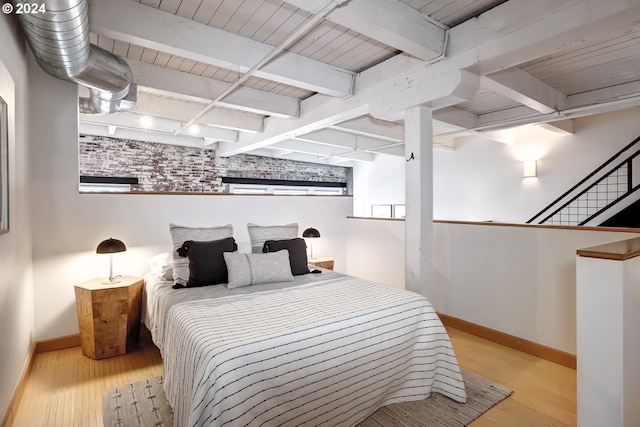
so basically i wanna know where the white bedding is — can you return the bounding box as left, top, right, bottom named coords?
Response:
left=144, top=272, right=467, bottom=427
left=144, top=270, right=346, bottom=353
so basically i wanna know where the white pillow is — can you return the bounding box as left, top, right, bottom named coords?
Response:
left=148, top=252, right=173, bottom=281
left=247, top=223, right=298, bottom=253
left=169, top=223, right=233, bottom=285
left=224, top=251, right=294, bottom=289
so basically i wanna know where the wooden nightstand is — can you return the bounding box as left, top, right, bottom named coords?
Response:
left=308, top=256, right=334, bottom=270
left=74, top=276, right=143, bottom=360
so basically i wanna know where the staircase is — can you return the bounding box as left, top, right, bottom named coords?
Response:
left=600, top=198, right=640, bottom=227
left=527, top=136, right=640, bottom=227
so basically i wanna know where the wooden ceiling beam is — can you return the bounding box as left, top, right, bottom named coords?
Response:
left=134, top=92, right=264, bottom=133
left=250, top=148, right=357, bottom=166
left=88, top=0, right=354, bottom=97
left=459, top=0, right=640, bottom=75
left=282, top=0, right=447, bottom=61
left=568, top=80, right=640, bottom=109
left=79, top=123, right=217, bottom=149
left=329, top=116, right=404, bottom=143
left=432, top=107, right=479, bottom=132
left=127, top=60, right=300, bottom=119
left=273, top=139, right=377, bottom=162
left=294, top=128, right=395, bottom=151
left=481, top=67, right=568, bottom=114
left=219, top=0, right=640, bottom=157
left=218, top=101, right=371, bottom=157
left=79, top=112, right=238, bottom=142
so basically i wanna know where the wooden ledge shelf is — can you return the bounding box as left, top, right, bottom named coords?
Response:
left=576, top=237, right=640, bottom=260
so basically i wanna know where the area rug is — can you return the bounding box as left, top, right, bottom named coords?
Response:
left=103, top=370, right=511, bottom=427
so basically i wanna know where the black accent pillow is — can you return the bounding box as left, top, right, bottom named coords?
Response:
left=177, top=237, right=238, bottom=287
left=263, top=238, right=310, bottom=276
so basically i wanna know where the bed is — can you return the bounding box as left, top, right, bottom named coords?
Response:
left=143, top=223, right=467, bottom=427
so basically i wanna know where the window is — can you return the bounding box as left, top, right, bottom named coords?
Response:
left=393, top=204, right=406, bottom=218
left=223, top=177, right=346, bottom=195
left=79, top=183, right=133, bottom=192
left=229, top=184, right=344, bottom=195
left=79, top=176, right=139, bottom=193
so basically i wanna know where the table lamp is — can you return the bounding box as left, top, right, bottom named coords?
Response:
left=302, top=227, right=320, bottom=259
left=96, top=238, right=126, bottom=283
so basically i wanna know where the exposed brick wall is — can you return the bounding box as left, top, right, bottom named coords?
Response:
left=79, top=135, right=350, bottom=192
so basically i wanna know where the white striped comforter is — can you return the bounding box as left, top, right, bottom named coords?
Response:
left=161, top=276, right=466, bottom=427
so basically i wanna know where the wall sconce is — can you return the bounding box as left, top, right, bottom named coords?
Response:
left=302, top=227, right=320, bottom=259
left=523, top=160, right=537, bottom=178
left=96, top=238, right=126, bottom=283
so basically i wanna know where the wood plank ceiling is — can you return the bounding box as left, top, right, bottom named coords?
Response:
left=76, top=0, right=640, bottom=165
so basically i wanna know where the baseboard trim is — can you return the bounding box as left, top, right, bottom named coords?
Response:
left=438, top=313, right=577, bottom=370
left=1, top=335, right=81, bottom=426
left=33, top=328, right=152, bottom=353
left=34, top=334, right=80, bottom=353
left=1, top=343, right=36, bottom=427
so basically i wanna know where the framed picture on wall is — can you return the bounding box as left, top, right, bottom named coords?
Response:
left=371, top=204, right=392, bottom=218
left=0, top=95, right=8, bottom=234
left=393, top=204, right=406, bottom=218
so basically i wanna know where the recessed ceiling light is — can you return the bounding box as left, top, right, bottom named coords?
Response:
left=140, top=115, right=153, bottom=128
left=189, top=124, right=200, bottom=135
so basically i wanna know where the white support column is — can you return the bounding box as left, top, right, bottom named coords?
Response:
left=576, top=238, right=640, bottom=427
left=404, top=106, right=433, bottom=297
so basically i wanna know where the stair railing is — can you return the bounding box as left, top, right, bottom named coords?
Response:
left=527, top=135, right=640, bottom=226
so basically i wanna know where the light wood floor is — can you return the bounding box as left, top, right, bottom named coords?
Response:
left=8, top=327, right=576, bottom=427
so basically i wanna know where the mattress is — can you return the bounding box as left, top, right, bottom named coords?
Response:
left=144, top=271, right=467, bottom=427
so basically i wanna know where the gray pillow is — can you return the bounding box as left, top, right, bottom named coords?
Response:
left=169, top=223, right=233, bottom=285
left=247, top=223, right=298, bottom=253
left=224, top=251, right=294, bottom=289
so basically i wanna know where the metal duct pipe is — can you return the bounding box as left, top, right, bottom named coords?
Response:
left=79, top=83, right=137, bottom=114
left=14, top=0, right=133, bottom=114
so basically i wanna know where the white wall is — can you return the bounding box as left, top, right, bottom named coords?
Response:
left=32, top=194, right=352, bottom=340
left=0, top=16, right=34, bottom=421
left=355, top=109, right=640, bottom=223
left=345, top=218, right=405, bottom=288
left=352, top=154, right=405, bottom=217
left=346, top=217, right=639, bottom=354
left=27, top=59, right=352, bottom=340
left=433, top=114, right=640, bottom=222
left=432, top=223, right=640, bottom=354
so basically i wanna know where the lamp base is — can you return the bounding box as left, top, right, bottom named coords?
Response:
left=102, top=275, right=122, bottom=285
left=102, top=255, right=122, bottom=284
